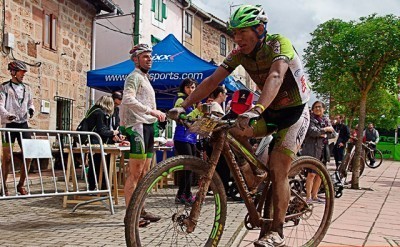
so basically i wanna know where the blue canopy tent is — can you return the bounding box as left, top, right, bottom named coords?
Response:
left=87, top=34, right=246, bottom=109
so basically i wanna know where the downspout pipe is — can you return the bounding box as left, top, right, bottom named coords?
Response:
left=90, top=17, right=97, bottom=108
left=182, top=0, right=191, bottom=43
left=134, top=0, right=140, bottom=44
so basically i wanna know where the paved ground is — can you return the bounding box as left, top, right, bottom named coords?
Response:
left=237, top=160, right=400, bottom=247
left=0, top=169, right=247, bottom=247
left=1, top=160, right=399, bottom=246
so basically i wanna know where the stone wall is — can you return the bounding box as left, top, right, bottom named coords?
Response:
left=0, top=0, right=96, bottom=130
left=201, top=24, right=233, bottom=65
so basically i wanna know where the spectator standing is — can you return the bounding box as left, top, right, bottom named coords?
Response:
left=85, top=96, right=120, bottom=190
left=363, top=123, right=380, bottom=166
left=173, top=78, right=202, bottom=204
left=0, top=61, right=35, bottom=196
left=333, top=115, right=350, bottom=169
left=301, top=101, right=335, bottom=203
left=209, top=86, right=227, bottom=116
left=110, top=91, right=123, bottom=131
left=205, top=86, right=231, bottom=194
left=121, top=44, right=165, bottom=225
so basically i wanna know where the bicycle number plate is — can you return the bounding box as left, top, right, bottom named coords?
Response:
left=189, top=118, right=218, bottom=137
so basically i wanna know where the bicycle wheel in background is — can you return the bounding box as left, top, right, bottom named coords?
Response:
left=125, top=155, right=227, bottom=247
left=365, top=149, right=383, bottom=168
left=284, top=156, right=334, bottom=247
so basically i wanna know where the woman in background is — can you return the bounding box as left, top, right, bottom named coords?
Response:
left=173, top=78, right=202, bottom=204
left=85, top=96, right=120, bottom=190
left=302, top=101, right=335, bottom=203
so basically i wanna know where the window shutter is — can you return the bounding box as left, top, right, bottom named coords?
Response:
left=162, top=1, right=167, bottom=19
left=151, top=0, right=155, bottom=12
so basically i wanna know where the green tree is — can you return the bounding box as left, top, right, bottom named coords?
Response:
left=304, top=14, right=400, bottom=188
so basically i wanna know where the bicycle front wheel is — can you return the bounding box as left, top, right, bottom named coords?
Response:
left=365, top=149, right=383, bottom=168
left=125, top=155, right=227, bottom=247
left=285, top=156, right=334, bottom=246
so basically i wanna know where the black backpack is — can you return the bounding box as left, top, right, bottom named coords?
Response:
left=74, top=108, right=100, bottom=145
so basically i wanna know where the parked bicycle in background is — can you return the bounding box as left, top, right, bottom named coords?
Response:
left=338, top=137, right=383, bottom=183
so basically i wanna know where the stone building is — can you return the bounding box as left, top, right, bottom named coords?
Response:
left=0, top=0, right=121, bottom=130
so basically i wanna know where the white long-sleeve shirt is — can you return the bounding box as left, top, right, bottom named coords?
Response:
left=121, top=68, right=157, bottom=127
left=0, top=80, right=35, bottom=124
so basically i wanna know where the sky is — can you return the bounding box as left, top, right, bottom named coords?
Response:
left=192, top=0, right=400, bottom=58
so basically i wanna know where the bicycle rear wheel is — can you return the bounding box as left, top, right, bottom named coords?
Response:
left=284, top=156, right=334, bottom=246
left=125, top=155, right=227, bottom=247
left=365, top=149, right=383, bottom=168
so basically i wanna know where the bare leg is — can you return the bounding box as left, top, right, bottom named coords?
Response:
left=124, top=158, right=146, bottom=206
left=18, top=158, right=31, bottom=187
left=306, top=173, right=316, bottom=200
left=139, top=158, right=152, bottom=181
left=1, top=147, right=11, bottom=193
left=269, top=151, right=292, bottom=235
left=311, top=175, right=322, bottom=199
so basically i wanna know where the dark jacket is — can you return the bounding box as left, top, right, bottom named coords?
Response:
left=334, top=123, right=350, bottom=145
left=110, top=106, right=120, bottom=130
left=85, top=105, right=115, bottom=144
left=302, top=114, right=335, bottom=159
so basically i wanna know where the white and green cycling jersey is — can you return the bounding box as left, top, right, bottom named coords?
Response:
left=221, top=34, right=310, bottom=111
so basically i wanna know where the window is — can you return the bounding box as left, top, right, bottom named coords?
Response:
left=220, top=35, right=227, bottom=56
left=151, top=0, right=167, bottom=22
left=43, top=11, right=57, bottom=50
left=151, top=35, right=161, bottom=45
left=185, top=12, right=193, bottom=37
left=55, top=96, right=73, bottom=131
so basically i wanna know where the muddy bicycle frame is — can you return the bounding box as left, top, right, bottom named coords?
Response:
left=183, top=117, right=310, bottom=233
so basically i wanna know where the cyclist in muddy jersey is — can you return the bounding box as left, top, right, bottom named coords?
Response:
left=169, top=5, right=310, bottom=246
left=221, top=34, right=309, bottom=111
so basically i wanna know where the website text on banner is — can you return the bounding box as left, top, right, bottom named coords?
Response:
left=104, top=72, right=204, bottom=83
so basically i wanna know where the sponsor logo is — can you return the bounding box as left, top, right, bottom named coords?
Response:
left=152, top=51, right=185, bottom=62
left=300, top=75, right=307, bottom=93
left=294, top=69, right=301, bottom=77
left=268, top=40, right=281, bottom=54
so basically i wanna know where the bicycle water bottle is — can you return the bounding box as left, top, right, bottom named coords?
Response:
left=255, top=135, right=273, bottom=165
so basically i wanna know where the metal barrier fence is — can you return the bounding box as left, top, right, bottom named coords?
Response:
left=0, top=128, right=114, bottom=214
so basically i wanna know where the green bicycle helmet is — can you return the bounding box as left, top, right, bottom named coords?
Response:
left=228, top=4, right=268, bottom=30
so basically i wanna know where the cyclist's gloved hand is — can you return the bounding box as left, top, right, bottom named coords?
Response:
left=29, top=108, right=34, bottom=118
left=237, top=109, right=261, bottom=130
left=168, top=107, right=186, bottom=121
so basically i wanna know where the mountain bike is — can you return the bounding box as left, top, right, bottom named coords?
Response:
left=125, top=113, right=334, bottom=247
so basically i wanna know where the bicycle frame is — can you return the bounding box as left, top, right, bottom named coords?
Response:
left=185, top=121, right=307, bottom=233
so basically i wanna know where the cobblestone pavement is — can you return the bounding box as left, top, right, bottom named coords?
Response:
left=0, top=182, right=247, bottom=247
left=237, top=160, right=400, bottom=247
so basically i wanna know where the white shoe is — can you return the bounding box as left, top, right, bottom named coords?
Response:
left=254, top=231, right=285, bottom=247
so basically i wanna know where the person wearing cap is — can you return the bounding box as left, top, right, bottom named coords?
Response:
left=0, top=60, right=35, bottom=196
left=120, top=44, right=165, bottom=226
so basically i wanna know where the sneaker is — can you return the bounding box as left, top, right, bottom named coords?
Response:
left=175, top=194, right=184, bottom=204
left=140, top=210, right=161, bottom=222
left=254, top=231, right=285, bottom=247
left=313, top=197, right=325, bottom=204
left=306, top=198, right=313, bottom=204
left=175, top=194, right=196, bottom=205
left=183, top=194, right=196, bottom=204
